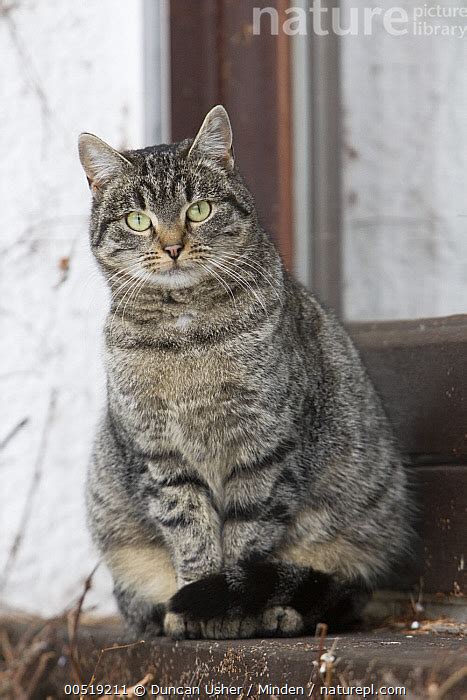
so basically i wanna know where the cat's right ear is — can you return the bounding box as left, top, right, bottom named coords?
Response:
left=188, top=105, right=234, bottom=168
left=78, top=133, right=131, bottom=198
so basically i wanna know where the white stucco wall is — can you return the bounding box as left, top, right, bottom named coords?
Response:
left=0, top=0, right=144, bottom=615
left=341, top=0, right=467, bottom=320
left=2, top=0, right=466, bottom=618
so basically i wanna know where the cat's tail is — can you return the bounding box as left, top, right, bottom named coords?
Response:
left=169, top=556, right=367, bottom=632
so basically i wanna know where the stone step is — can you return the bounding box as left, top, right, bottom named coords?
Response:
left=1, top=616, right=466, bottom=699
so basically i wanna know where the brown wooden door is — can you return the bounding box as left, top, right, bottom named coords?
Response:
left=170, top=0, right=294, bottom=271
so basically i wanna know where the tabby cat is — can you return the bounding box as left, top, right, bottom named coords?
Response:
left=79, top=106, right=411, bottom=639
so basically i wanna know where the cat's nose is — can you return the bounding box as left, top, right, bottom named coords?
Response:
left=164, top=244, right=183, bottom=260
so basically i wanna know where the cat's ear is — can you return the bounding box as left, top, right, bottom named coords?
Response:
left=188, top=105, right=234, bottom=168
left=78, top=133, right=131, bottom=198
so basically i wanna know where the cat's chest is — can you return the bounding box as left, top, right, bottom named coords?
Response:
left=109, top=341, right=238, bottom=396
left=106, top=327, right=282, bottom=470
left=173, top=310, right=197, bottom=330
left=107, top=343, right=248, bottom=441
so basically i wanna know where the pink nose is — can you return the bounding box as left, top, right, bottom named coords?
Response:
left=164, top=244, right=183, bottom=260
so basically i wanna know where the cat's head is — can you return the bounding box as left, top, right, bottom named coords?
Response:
left=78, top=106, right=264, bottom=292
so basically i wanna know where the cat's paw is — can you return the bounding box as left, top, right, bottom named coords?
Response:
left=163, top=611, right=201, bottom=640
left=201, top=615, right=259, bottom=639
left=169, top=573, right=230, bottom=619
left=137, top=618, right=164, bottom=639
left=262, top=606, right=304, bottom=636
left=123, top=603, right=165, bottom=640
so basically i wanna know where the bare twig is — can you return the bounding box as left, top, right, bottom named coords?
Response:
left=2, top=7, right=51, bottom=120
left=313, top=623, right=328, bottom=696
left=315, top=622, right=328, bottom=665
left=0, top=629, right=14, bottom=665
left=24, top=651, right=55, bottom=699
left=54, top=255, right=71, bottom=288
left=87, top=640, right=146, bottom=690
left=0, top=418, right=29, bottom=452
left=67, top=564, right=100, bottom=684
left=432, top=666, right=467, bottom=699
left=0, top=389, right=57, bottom=592
left=119, top=673, right=154, bottom=699
left=0, top=1, right=18, bottom=18
left=7, top=622, right=57, bottom=700
left=322, top=637, right=339, bottom=687
left=0, top=571, right=107, bottom=698
left=0, top=214, right=87, bottom=257
left=410, top=578, right=425, bottom=621
left=13, top=617, right=60, bottom=660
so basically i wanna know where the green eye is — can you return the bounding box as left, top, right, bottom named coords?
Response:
left=186, top=200, right=212, bottom=223
left=125, top=211, right=152, bottom=232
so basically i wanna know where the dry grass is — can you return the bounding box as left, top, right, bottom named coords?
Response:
left=0, top=614, right=60, bottom=699
left=0, top=569, right=153, bottom=700
left=0, top=576, right=466, bottom=700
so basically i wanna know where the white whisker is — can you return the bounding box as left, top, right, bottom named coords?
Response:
left=196, top=260, right=237, bottom=311
left=81, top=260, right=144, bottom=344
left=217, top=252, right=281, bottom=302
left=108, top=261, right=148, bottom=338
left=208, top=258, right=268, bottom=315
left=219, top=253, right=281, bottom=299
left=121, top=273, right=150, bottom=326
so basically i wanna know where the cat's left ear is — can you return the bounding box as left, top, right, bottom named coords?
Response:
left=188, top=105, right=234, bottom=168
left=78, top=133, right=131, bottom=198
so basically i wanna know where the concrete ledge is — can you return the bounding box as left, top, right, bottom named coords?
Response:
left=1, top=616, right=466, bottom=699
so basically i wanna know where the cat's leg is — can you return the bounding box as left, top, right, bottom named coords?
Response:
left=221, top=444, right=300, bottom=565
left=277, top=531, right=376, bottom=630
left=113, top=585, right=165, bottom=638
left=171, top=470, right=369, bottom=638
left=88, top=436, right=183, bottom=638
left=105, top=542, right=203, bottom=639
left=143, top=457, right=223, bottom=638
left=209, top=448, right=306, bottom=638
left=145, top=457, right=223, bottom=588
left=104, top=542, right=178, bottom=638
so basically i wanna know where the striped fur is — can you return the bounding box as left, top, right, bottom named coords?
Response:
left=80, top=106, right=412, bottom=639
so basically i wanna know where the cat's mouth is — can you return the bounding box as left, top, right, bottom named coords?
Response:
left=140, top=261, right=203, bottom=290
left=162, top=263, right=183, bottom=274
left=158, top=263, right=190, bottom=278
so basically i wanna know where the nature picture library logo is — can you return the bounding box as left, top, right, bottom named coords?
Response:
left=253, top=3, right=467, bottom=38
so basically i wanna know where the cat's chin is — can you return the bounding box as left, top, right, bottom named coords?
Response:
left=140, top=267, right=202, bottom=291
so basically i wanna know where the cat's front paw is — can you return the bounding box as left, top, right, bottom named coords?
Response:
left=137, top=617, right=164, bottom=639
left=262, top=606, right=304, bottom=636
left=164, top=609, right=261, bottom=640
left=163, top=611, right=201, bottom=640
left=170, top=573, right=230, bottom=619
left=200, top=608, right=304, bottom=639
left=201, top=615, right=259, bottom=639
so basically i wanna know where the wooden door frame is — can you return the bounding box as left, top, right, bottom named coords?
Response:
left=310, top=5, right=343, bottom=315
